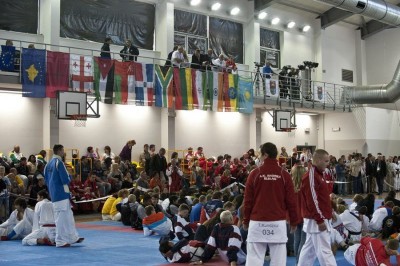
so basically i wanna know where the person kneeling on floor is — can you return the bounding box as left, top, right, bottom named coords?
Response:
left=22, top=189, right=55, bottom=246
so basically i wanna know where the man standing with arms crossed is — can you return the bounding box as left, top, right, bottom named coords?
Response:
left=243, top=142, right=300, bottom=266
left=44, top=144, right=83, bottom=247
left=298, top=149, right=336, bottom=265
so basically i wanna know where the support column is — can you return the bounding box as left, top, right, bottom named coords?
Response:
left=250, top=108, right=262, bottom=150
left=39, top=0, right=60, bottom=49
left=161, top=108, right=175, bottom=151
left=155, top=0, right=174, bottom=61
left=244, top=18, right=260, bottom=67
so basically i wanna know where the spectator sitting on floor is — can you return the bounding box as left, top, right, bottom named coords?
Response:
left=110, top=189, right=129, bottom=221
left=175, top=204, right=196, bottom=241
left=101, top=193, right=117, bottom=220
left=159, top=236, right=204, bottom=263
left=142, top=205, right=174, bottom=238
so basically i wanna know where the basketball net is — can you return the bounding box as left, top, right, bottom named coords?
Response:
left=70, top=114, right=87, bottom=127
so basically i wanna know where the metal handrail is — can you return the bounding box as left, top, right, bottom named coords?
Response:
left=0, top=36, right=353, bottom=110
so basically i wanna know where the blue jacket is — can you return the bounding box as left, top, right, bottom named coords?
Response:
left=44, top=155, right=71, bottom=202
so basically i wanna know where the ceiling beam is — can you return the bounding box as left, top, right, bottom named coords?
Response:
left=319, top=7, right=353, bottom=29
left=254, top=0, right=277, bottom=12
left=360, top=20, right=393, bottom=39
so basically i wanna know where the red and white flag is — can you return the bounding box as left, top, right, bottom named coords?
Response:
left=70, top=54, right=94, bottom=93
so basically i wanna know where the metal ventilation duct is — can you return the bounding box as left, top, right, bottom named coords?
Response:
left=347, top=60, right=400, bottom=104
left=316, top=0, right=400, bottom=26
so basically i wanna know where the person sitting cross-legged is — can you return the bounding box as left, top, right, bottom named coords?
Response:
left=195, top=210, right=246, bottom=265
left=0, top=197, right=34, bottom=241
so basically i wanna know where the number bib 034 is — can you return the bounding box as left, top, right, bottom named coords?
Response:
left=247, top=220, right=287, bottom=243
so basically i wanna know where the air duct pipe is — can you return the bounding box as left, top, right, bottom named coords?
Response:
left=315, top=0, right=400, bottom=26
left=346, top=60, right=400, bottom=104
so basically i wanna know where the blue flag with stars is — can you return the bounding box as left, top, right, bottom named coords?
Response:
left=22, top=48, right=46, bottom=98
left=238, top=76, right=253, bottom=114
left=0, top=45, right=16, bottom=72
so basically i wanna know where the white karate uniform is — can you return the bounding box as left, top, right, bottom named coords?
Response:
left=298, top=218, right=337, bottom=266
left=22, top=199, right=56, bottom=245
left=340, top=210, right=362, bottom=242
left=0, top=208, right=34, bottom=239
left=369, top=207, right=389, bottom=232
left=53, top=199, right=80, bottom=247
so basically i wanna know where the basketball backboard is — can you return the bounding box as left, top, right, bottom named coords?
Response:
left=57, top=91, right=87, bottom=120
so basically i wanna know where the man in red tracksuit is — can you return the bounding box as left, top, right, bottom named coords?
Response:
left=344, top=237, right=400, bottom=265
left=298, top=149, right=336, bottom=266
left=243, top=142, right=300, bottom=266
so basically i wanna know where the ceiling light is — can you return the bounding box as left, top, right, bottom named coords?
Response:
left=190, top=0, right=201, bottom=6
left=271, top=17, right=280, bottom=25
left=211, top=2, right=221, bottom=10
left=258, top=12, right=267, bottom=19
left=287, top=21, right=296, bottom=28
left=303, top=25, right=311, bottom=32
left=230, top=7, right=240, bottom=15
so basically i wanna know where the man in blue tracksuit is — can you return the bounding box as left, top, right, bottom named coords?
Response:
left=44, top=144, right=83, bottom=247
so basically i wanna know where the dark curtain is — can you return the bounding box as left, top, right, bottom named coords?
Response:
left=174, top=9, right=207, bottom=37
left=260, top=28, right=280, bottom=50
left=0, top=0, right=38, bottom=34
left=60, top=0, right=155, bottom=50
left=209, top=17, right=243, bottom=64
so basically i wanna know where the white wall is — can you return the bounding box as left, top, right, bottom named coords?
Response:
left=0, top=93, right=44, bottom=156
left=260, top=112, right=319, bottom=151
left=364, top=28, right=400, bottom=84
left=58, top=104, right=162, bottom=161
left=323, top=111, right=366, bottom=157
left=174, top=110, right=251, bottom=158
left=281, top=31, right=314, bottom=67
left=320, top=24, right=358, bottom=85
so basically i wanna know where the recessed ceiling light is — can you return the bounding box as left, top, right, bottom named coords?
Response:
left=230, top=7, right=240, bottom=15
left=287, top=21, right=296, bottom=28
left=190, top=0, right=201, bottom=6
left=211, top=2, right=221, bottom=11
left=271, top=17, right=280, bottom=25
left=258, top=12, right=267, bottom=19
left=303, top=25, right=311, bottom=32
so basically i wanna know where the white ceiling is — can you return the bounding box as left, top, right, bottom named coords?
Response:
left=264, top=0, right=400, bottom=27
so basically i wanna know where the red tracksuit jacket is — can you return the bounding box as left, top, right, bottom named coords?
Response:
left=355, top=237, right=400, bottom=266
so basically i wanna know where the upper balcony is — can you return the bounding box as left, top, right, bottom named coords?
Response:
left=0, top=37, right=353, bottom=113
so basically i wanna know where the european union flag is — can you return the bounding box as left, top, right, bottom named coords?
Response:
left=238, top=76, right=253, bottom=114
left=0, top=45, right=16, bottom=72
left=21, top=48, right=46, bottom=98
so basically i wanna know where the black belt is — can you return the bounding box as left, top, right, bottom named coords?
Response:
left=348, top=230, right=361, bottom=235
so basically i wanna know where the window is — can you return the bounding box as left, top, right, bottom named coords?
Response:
left=174, top=9, right=207, bottom=54
left=260, top=28, right=281, bottom=68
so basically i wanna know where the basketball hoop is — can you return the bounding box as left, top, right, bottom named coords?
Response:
left=281, top=127, right=297, bottom=132
left=70, top=114, right=87, bottom=127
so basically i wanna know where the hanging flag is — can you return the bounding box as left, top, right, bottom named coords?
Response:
left=0, top=45, right=16, bottom=72
left=238, top=76, right=253, bottom=114
left=173, top=68, right=195, bottom=110
left=205, top=71, right=224, bottom=112
left=313, top=82, right=325, bottom=102
left=21, top=48, right=46, bottom=98
left=114, top=61, right=135, bottom=104
left=93, top=57, right=114, bottom=104
left=154, top=65, right=173, bottom=108
left=192, top=69, right=205, bottom=110
left=46, top=51, right=70, bottom=98
left=135, top=62, right=154, bottom=106
left=265, top=78, right=280, bottom=98
left=70, top=54, right=94, bottom=93
left=223, top=72, right=239, bottom=112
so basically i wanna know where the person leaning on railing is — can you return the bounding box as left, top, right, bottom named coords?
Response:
left=100, top=37, right=112, bottom=59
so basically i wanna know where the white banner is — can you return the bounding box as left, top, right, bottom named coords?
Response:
left=313, top=82, right=325, bottom=102
left=265, top=78, right=280, bottom=98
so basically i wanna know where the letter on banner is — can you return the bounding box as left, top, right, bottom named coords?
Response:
left=265, top=78, right=280, bottom=98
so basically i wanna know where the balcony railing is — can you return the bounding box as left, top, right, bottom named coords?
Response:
left=0, top=37, right=353, bottom=111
